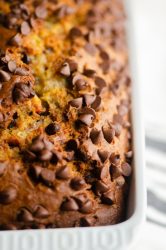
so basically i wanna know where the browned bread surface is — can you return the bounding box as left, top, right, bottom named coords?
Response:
left=0, top=0, right=132, bottom=230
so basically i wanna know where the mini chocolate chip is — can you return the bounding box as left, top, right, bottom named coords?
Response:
left=102, top=126, right=115, bottom=143
left=101, top=190, right=114, bottom=205
left=34, top=205, right=49, bottom=218
left=45, top=122, right=60, bottom=135
left=95, top=76, right=106, bottom=95
left=99, top=165, right=109, bottom=180
left=75, top=79, right=87, bottom=91
left=30, top=137, right=45, bottom=152
left=39, top=149, right=53, bottom=161
left=0, top=187, right=17, bottom=204
left=79, top=199, right=93, bottom=214
left=66, top=139, right=79, bottom=151
left=0, top=162, right=7, bottom=176
left=83, top=68, right=96, bottom=77
left=56, top=166, right=71, bottom=180
left=61, top=198, right=79, bottom=211
left=90, top=129, right=102, bottom=145
left=99, top=50, right=110, bottom=61
left=97, top=150, right=109, bottom=163
left=66, top=59, right=78, bottom=72
left=60, top=62, right=70, bottom=76
left=84, top=43, right=97, bottom=55
left=79, top=107, right=96, bottom=118
left=70, top=177, right=86, bottom=190
left=125, top=151, right=133, bottom=159
left=8, top=60, right=16, bottom=73
left=69, top=97, right=83, bottom=108
left=69, top=27, right=82, bottom=39
left=80, top=217, right=95, bottom=227
left=24, top=150, right=36, bottom=161
left=91, top=96, right=101, bottom=110
left=78, top=114, right=94, bottom=126
left=0, top=70, right=11, bottom=82
left=40, top=169, right=55, bottom=186
left=8, top=33, right=22, bottom=46
left=83, top=94, right=96, bottom=106
left=116, top=176, right=125, bottom=186
left=20, top=21, right=31, bottom=35
left=118, top=104, right=128, bottom=116
left=121, top=162, right=132, bottom=177
left=17, top=208, right=34, bottom=222
left=14, top=67, right=30, bottom=76
left=35, top=5, right=47, bottom=19
left=29, top=165, right=42, bottom=180
left=110, top=153, right=120, bottom=166
left=94, top=180, right=109, bottom=196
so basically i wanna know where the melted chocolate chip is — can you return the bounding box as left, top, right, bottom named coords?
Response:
left=0, top=187, right=17, bottom=204
left=45, top=123, right=60, bottom=135
left=69, top=27, right=82, bottom=39
left=56, top=166, right=71, bottom=180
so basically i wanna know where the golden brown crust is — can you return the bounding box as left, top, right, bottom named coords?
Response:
left=0, top=0, right=132, bottom=229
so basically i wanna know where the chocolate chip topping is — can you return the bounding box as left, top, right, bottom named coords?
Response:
left=95, top=76, right=107, bottom=94
left=56, top=166, right=71, bottom=180
left=80, top=217, right=95, bottom=227
left=14, top=67, right=30, bottom=76
left=8, top=60, right=17, bottom=73
left=70, top=177, right=86, bottom=190
left=97, top=150, right=109, bottom=163
left=116, top=176, right=125, bottom=186
left=34, top=205, right=49, bottom=218
left=94, top=180, right=109, bottom=196
left=29, top=164, right=42, bottom=180
left=17, top=208, right=34, bottom=222
left=60, top=62, right=70, bottom=76
left=39, top=149, right=53, bottom=161
left=121, top=162, right=132, bottom=177
left=90, top=129, right=102, bottom=145
left=69, top=27, right=82, bottom=39
left=61, top=197, right=79, bottom=211
left=83, top=94, right=96, bottom=106
left=0, top=70, right=11, bottom=82
left=110, top=153, right=120, bottom=166
left=40, top=168, right=55, bottom=186
left=84, top=43, right=97, bottom=55
left=12, top=83, right=35, bottom=104
left=35, top=5, right=47, bottom=19
left=0, top=187, right=17, bottom=204
left=102, top=126, right=115, bottom=143
left=69, top=97, right=83, bottom=109
left=66, top=139, right=79, bottom=151
left=75, top=79, right=87, bottom=91
left=91, top=96, right=101, bottom=110
left=0, top=162, right=7, bottom=176
left=20, top=21, right=31, bottom=35
left=79, top=199, right=93, bottom=214
left=101, top=190, right=114, bottom=205
left=45, top=122, right=60, bottom=135
left=78, top=114, right=94, bottom=126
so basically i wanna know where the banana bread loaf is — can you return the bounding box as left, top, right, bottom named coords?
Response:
left=0, top=0, right=132, bottom=229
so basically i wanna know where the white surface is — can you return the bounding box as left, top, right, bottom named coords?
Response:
left=130, top=0, right=166, bottom=139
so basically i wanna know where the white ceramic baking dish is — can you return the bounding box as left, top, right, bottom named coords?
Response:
left=0, top=1, right=146, bottom=249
